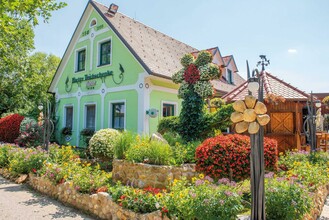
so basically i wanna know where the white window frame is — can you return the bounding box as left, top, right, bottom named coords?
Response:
left=109, top=99, right=126, bottom=130
left=63, top=104, right=74, bottom=130
left=161, top=101, right=178, bottom=118
left=90, top=18, right=97, bottom=28
left=84, top=103, right=97, bottom=130
left=97, top=37, right=112, bottom=67
left=74, top=46, right=87, bottom=73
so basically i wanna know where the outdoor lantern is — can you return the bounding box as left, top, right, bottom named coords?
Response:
left=247, top=77, right=259, bottom=95
left=38, top=103, right=44, bottom=111
left=315, top=100, right=322, bottom=108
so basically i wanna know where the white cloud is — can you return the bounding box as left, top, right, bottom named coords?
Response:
left=288, top=49, right=297, bottom=53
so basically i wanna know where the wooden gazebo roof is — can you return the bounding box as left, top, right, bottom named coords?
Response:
left=222, top=71, right=310, bottom=102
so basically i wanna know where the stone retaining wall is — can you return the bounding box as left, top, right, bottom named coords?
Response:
left=28, top=174, right=166, bottom=220
left=112, top=160, right=197, bottom=188
left=304, top=184, right=329, bottom=220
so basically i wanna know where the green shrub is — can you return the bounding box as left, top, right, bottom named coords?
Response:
left=265, top=178, right=312, bottom=220
left=113, top=131, right=136, bottom=159
left=157, top=116, right=179, bottom=135
left=125, top=136, right=175, bottom=165
left=41, top=160, right=111, bottom=193
left=161, top=177, right=243, bottom=220
left=89, top=128, right=121, bottom=160
left=109, top=183, right=159, bottom=213
left=8, top=147, right=47, bottom=175
left=278, top=150, right=329, bottom=171
left=15, top=122, right=43, bottom=147
left=0, top=145, right=13, bottom=167
left=48, top=144, right=79, bottom=164
left=19, top=117, right=37, bottom=133
left=171, top=141, right=200, bottom=164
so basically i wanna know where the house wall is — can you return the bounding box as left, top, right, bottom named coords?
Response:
left=53, top=6, right=182, bottom=146
left=54, top=8, right=147, bottom=146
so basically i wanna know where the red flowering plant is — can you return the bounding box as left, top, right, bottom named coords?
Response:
left=0, top=114, right=24, bottom=143
left=184, top=64, right=200, bottom=84
left=196, top=134, right=278, bottom=181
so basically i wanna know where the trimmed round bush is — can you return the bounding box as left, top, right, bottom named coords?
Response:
left=89, top=128, right=121, bottom=160
left=196, top=134, right=278, bottom=181
left=0, top=114, right=24, bottom=143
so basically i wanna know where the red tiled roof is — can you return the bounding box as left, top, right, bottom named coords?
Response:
left=222, top=71, right=310, bottom=102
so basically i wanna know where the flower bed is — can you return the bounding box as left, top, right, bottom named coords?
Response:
left=28, top=174, right=166, bottom=220
left=1, top=144, right=329, bottom=220
left=112, top=159, right=197, bottom=188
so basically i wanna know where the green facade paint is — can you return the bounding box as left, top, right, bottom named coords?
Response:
left=52, top=5, right=182, bottom=146
left=149, top=90, right=181, bottom=134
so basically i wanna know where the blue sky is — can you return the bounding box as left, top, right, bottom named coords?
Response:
left=34, top=0, right=329, bottom=93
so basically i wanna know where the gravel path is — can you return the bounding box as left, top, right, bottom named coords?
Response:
left=0, top=176, right=96, bottom=220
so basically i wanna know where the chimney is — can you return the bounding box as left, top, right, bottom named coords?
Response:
left=107, top=3, right=119, bottom=17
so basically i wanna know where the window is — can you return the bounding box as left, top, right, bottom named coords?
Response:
left=163, top=103, right=175, bottom=117
left=90, top=19, right=97, bottom=27
left=85, top=104, right=96, bottom=130
left=64, top=106, right=73, bottom=129
left=112, top=103, right=125, bottom=130
left=227, top=69, right=233, bottom=84
left=99, top=40, right=111, bottom=66
left=77, top=49, right=86, bottom=72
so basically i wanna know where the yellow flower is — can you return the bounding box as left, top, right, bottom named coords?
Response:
left=192, top=177, right=197, bottom=183
left=156, top=193, right=163, bottom=198
left=199, top=173, right=204, bottom=179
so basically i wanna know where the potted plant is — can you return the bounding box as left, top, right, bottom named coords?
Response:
left=61, top=127, right=72, bottom=136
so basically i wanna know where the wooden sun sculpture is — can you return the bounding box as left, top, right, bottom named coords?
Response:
left=230, top=95, right=270, bottom=134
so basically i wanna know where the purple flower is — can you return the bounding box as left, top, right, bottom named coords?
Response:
left=218, top=178, right=230, bottom=185
left=265, top=172, right=274, bottom=179
left=204, top=176, right=214, bottom=183
left=195, top=179, right=204, bottom=186
left=224, top=191, right=233, bottom=196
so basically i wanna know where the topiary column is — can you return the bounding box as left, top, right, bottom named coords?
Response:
left=172, top=51, right=221, bottom=141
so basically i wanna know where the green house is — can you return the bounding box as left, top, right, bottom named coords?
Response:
left=48, top=1, right=244, bottom=147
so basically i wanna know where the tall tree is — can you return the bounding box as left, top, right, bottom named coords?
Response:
left=0, top=0, right=66, bottom=117
left=0, top=52, right=61, bottom=117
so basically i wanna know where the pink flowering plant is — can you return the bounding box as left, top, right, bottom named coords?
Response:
left=160, top=174, right=244, bottom=220
left=265, top=175, right=312, bottom=220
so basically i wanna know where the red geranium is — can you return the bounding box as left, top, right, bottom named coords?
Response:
left=184, top=64, right=200, bottom=84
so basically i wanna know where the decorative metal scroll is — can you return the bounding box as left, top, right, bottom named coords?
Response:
left=65, top=64, right=125, bottom=92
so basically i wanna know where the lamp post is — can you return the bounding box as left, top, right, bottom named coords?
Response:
left=304, top=92, right=321, bottom=151
left=247, top=55, right=270, bottom=220
left=38, top=101, right=54, bottom=151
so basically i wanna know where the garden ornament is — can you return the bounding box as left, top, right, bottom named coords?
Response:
left=231, top=95, right=270, bottom=134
